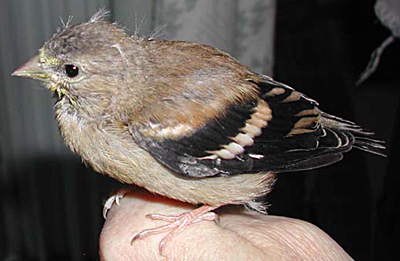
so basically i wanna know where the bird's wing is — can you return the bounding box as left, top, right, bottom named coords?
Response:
left=129, top=78, right=359, bottom=178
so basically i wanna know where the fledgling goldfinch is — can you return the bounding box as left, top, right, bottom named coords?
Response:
left=12, top=10, right=385, bottom=254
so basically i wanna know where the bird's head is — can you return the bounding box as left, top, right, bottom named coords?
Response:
left=12, top=11, right=144, bottom=118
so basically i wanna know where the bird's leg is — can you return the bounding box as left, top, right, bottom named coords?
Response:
left=131, top=205, right=219, bottom=255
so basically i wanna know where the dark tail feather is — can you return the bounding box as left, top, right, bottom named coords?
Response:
left=320, top=112, right=386, bottom=157
left=353, top=137, right=386, bottom=157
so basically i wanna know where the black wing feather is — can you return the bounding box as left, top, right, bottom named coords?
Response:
left=130, top=79, right=383, bottom=178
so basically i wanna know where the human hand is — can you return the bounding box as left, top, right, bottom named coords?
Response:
left=100, top=189, right=353, bottom=261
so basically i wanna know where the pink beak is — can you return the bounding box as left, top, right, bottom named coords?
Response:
left=12, top=55, right=50, bottom=82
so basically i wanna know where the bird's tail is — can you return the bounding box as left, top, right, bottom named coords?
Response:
left=320, top=112, right=386, bottom=157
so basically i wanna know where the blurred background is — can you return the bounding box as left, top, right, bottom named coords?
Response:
left=0, top=0, right=398, bottom=260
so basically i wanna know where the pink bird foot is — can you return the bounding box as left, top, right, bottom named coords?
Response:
left=131, top=205, right=219, bottom=255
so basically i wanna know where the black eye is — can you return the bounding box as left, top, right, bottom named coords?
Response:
left=65, top=64, right=79, bottom=78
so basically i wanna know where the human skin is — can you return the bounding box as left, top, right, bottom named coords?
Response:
left=99, top=189, right=353, bottom=261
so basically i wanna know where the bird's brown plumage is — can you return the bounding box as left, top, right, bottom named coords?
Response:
left=12, top=12, right=385, bottom=212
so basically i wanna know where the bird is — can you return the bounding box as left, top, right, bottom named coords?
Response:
left=12, top=10, right=385, bottom=254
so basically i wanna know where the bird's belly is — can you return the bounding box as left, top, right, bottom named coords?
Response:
left=95, top=133, right=275, bottom=206
left=58, top=114, right=274, bottom=206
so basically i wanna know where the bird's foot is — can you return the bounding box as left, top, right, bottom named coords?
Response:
left=131, top=205, right=219, bottom=255
left=103, top=188, right=131, bottom=219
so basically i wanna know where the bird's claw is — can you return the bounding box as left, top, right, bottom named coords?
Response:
left=103, top=188, right=131, bottom=219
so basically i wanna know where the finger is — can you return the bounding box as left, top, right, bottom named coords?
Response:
left=99, top=188, right=352, bottom=260
left=219, top=211, right=354, bottom=261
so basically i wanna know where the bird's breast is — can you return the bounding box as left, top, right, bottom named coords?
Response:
left=54, top=103, right=275, bottom=207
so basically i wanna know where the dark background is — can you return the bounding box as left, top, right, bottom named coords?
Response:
left=271, top=1, right=399, bottom=260
left=0, top=0, right=398, bottom=260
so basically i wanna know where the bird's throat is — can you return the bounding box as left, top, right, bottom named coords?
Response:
left=50, top=84, right=77, bottom=107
